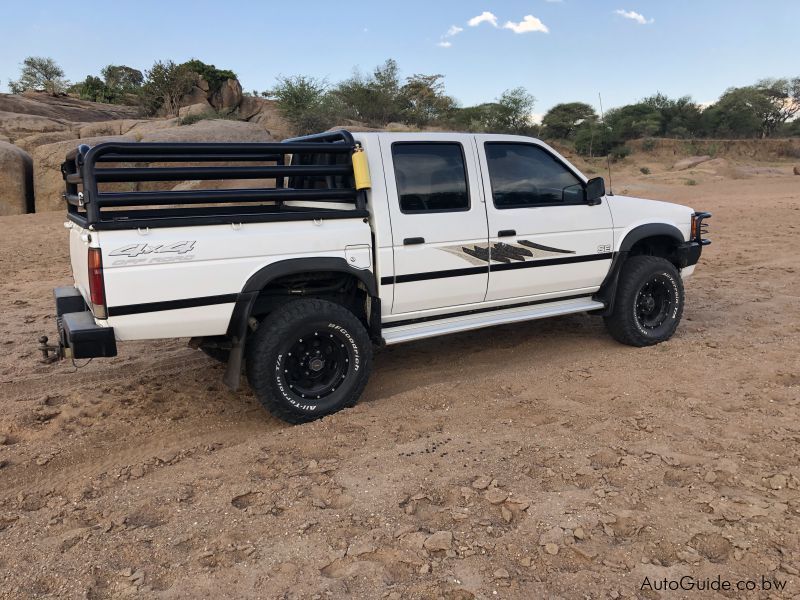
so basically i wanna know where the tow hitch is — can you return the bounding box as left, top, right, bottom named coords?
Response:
left=38, top=335, right=64, bottom=364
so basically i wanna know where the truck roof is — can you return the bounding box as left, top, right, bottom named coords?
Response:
left=352, top=131, right=541, bottom=143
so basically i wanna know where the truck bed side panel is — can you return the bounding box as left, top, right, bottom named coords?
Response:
left=98, top=218, right=371, bottom=340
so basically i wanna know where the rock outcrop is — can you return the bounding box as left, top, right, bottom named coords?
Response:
left=14, top=131, right=77, bottom=153
left=178, top=102, right=214, bottom=119
left=236, top=97, right=293, bottom=139
left=212, top=79, right=243, bottom=113
left=30, top=120, right=274, bottom=211
left=0, top=91, right=138, bottom=123
left=138, top=119, right=272, bottom=143
left=31, top=135, right=136, bottom=212
left=178, top=77, right=243, bottom=115
left=0, top=141, right=34, bottom=215
left=0, top=111, right=72, bottom=143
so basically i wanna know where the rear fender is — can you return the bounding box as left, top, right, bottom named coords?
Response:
left=222, top=257, right=378, bottom=390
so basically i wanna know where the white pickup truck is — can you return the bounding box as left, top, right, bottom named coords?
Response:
left=43, top=130, right=710, bottom=423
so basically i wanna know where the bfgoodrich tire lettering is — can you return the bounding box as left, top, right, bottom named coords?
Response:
left=603, top=256, right=684, bottom=347
left=246, top=298, right=373, bottom=424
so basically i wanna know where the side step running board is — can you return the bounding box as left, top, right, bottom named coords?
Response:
left=382, top=297, right=604, bottom=345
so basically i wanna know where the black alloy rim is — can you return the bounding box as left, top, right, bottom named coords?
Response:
left=635, top=276, right=673, bottom=330
left=283, top=330, right=349, bottom=400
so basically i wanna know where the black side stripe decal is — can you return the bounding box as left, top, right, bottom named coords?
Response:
left=380, top=252, right=613, bottom=286
left=384, top=265, right=488, bottom=285
left=491, top=252, right=612, bottom=272
left=107, top=254, right=613, bottom=314
left=517, top=240, right=576, bottom=254
left=107, top=293, right=238, bottom=317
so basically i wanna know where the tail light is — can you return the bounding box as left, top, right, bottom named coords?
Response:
left=87, top=247, right=108, bottom=319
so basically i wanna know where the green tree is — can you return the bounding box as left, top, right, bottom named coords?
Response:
left=333, top=59, right=404, bottom=126
left=492, top=88, right=537, bottom=134
left=755, top=78, right=800, bottom=136
left=400, top=74, right=455, bottom=127
left=604, top=103, right=662, bottom=141
left=140, top=60, right=196, bottom=116
left=641, top=93, right=702, bottom=138
left=72, top=75, right=109, bottom=102
left=541, top=102, right=597, bottom=139
left=102, top=65, right=143, bottom=96
left=701, top=86, right=772, bottom=138
left=701, top=80, right=799, bottom=138
left=8, top=56, right=69, bottom=95
left=449, top=88, right=537, bottom=135
left=574, top=119, right=614, bottom=157
left=72, top=65, right=144, bottom=104
left=269, top=75, right=336, bottom=134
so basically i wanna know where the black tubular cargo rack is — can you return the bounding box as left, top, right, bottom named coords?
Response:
left=61, top=129, right=367, bottom=230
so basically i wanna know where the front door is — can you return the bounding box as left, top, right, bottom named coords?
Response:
left=475, top=137, right=614, bottom=302
left=380, top=134, right=489, bottom=314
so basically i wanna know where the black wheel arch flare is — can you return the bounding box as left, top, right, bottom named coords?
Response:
left=222, top=257, right=379, bottom=391
left=594, top=223, right=686, bottom=317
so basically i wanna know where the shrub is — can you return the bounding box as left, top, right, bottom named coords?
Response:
left=685, top=178, right=698, bottom=186
left=640, top=166, right=651, bottom=175
left=181, top=59, right=236, bottom=94
left=611, top=145, right=632, bottom=161
left=268, top=75, right=337, bottom=134
left=642, top=138, right=657, bottom=151
left=140, top=60, right=195, bottom=116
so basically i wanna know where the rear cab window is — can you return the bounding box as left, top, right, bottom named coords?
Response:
left=391, top=143, right=470, bottom=213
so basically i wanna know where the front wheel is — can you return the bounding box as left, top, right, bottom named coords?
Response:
left=604, top=256, right=684, bottom=347
left=246, top=298, right=373, bottom=424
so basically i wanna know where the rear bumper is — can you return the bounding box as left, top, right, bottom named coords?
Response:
left=54, top=286, right=117, bottom=359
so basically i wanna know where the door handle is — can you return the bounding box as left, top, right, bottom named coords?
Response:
left=498, top=230, right=516, bottom=238
left=403, top=237, right=425, bottom=245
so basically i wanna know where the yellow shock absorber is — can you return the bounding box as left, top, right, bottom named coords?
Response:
left=352, top=145, right=372, bottom=190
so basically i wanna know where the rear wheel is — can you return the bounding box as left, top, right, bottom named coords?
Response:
left=246, top=298, right=373, bottom=424
left=604, top=256, right=684, bottom=347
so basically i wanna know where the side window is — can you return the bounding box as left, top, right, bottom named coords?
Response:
left=392, top=143, right=470, bottom=213
left=485, top=143, right=584, bottom=208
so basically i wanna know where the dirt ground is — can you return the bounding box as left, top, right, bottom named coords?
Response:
left=0, top=160, right=798, bottom=599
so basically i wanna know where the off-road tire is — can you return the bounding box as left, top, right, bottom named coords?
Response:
left=604, top=256, right=684, bottom=347
left=246, top=298, right=373, bottom=424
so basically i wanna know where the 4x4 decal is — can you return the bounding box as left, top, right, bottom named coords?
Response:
left=109, top=241, right=196, bottom=258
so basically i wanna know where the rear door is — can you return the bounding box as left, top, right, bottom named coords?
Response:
left=379, top=134, right=489, bottom=314
left=476, top=136, right=614, bottom=301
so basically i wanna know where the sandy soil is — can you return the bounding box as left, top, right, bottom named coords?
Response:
left=0, top=163, right=798, bottom=599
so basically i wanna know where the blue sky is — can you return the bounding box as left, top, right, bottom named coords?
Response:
left=1, top=0, right=798, bottom=117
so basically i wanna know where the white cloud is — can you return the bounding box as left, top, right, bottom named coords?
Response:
left=437, top=40, right=453, bottom=48
left=468, top=11, right=498, bottom=27
left=446, top=25, right=464, bottom=37
left=503, top=15, right=549, bottom=34
left=614, top=9, right=654, bottom=24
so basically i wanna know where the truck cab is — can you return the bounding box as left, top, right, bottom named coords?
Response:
left=44, top=130, right=710, bottom=423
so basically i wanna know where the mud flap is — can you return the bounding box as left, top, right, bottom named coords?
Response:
left=223, top=340, right=245, bottom=391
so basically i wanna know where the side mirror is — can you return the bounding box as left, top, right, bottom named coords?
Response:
left=585, top=177, right=605, bottom=205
